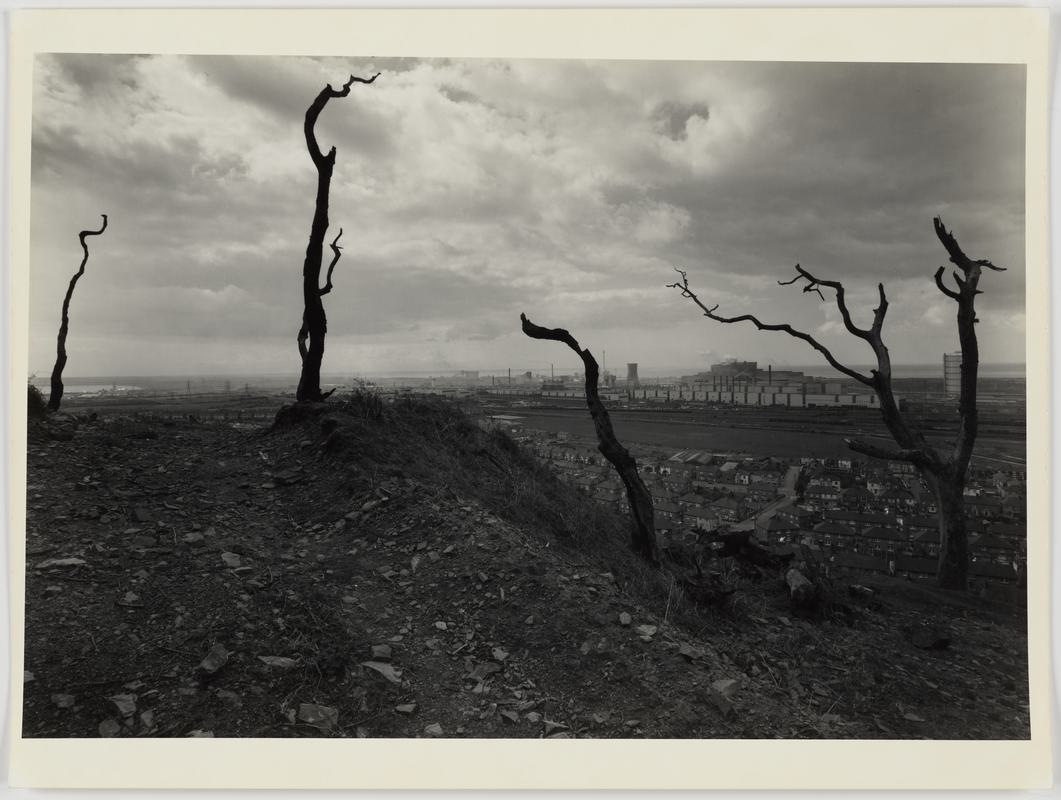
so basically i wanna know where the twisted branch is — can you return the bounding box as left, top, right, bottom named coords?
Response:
left=319, top=228, right=343, bottom=296
left=666, top=268, right=874, bottom=386
left=933, top=266, right=961, bottom=301
left=934, top=216, right=1006, bottom=273
left=48, top=214, right=108, bottom=411
left=520, top=312, right=658, bottom=563
left=305, top=73, right=380, bottom=168
left=297, top=71, right=378, bottom=402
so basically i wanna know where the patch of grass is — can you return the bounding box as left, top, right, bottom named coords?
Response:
left=27, top=384, right=47, bottom=421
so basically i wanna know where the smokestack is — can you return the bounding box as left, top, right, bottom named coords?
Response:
left=768, top=364, right=772, bottom=384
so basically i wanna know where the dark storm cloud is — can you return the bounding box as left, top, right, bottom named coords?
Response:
left=185, top=55, right=397, bottom=158
left=637, top=62, right=1026, bottom=314
left=28, top=54, right=1027, bottom=376
left=439, top=85, right=479, bottom=105
left=49, top=53, right=146, bottom=94
left=654, top=101, right=710, bottom=141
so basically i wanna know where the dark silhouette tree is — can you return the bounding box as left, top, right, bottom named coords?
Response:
left=296, top=72, right=379, bottom=403
left=667, top=217, right=1004, bottom=591
left=48, top=214, right=107, bottom=412
left=298, top=227, right=343, bottom=387
left=520, top=313, right=658, bottom=563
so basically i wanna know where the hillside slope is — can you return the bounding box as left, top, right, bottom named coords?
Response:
left=22, top=397, right=1029, bottom=739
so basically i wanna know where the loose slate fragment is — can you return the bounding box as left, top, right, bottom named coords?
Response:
left=36, top=557, right=87, bottom=570
left=107, top=693, right=137, bottom=717
left=361, top=661, right=403, bottom=684
left=678, top=642, right=703, bottom=661
left=220, top=552, right=242, bottom=568
left=371, top=644, right=393, bottom=661
left=298, top=703, right=338, bottom=732
left=198, top=644, right=230, bottom=675
left=51, top=693, right=75, bottom=709
left=544, top=719, right=568, bottom=736
left=467, top=661, right=503, bottom=682
left=258, top=656, right=298, bottom=669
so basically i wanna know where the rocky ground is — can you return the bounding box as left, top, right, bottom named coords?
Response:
left=21, top=399, right=1030, bottom=739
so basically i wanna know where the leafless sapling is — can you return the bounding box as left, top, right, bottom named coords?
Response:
left=667, top=217, right=1004, bottom=591
left=520, top=313, right=658, bottom=563
left=296, top=72, right=379, bottom=403
left=48, top=214, right=108, bottom=412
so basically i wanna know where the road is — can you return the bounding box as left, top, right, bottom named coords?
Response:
left=731, top=465, right=802, bottom=533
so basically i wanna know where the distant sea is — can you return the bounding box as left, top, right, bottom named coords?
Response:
left=339, top=363, right=1027, bottom=381
left=776, top=362, right=1026, bottom=380
left=31, top=362, right=1024, bottom=391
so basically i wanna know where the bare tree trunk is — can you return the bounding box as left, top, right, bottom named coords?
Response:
left=295, top=73, right=378, bottom=403
left=668, top=217, right=1005, bottom=591
left=521, top=313, right=658, bottom=563
left=929, top=473, right=969, bottom=591
left=48, top=215, right=108, bottom=412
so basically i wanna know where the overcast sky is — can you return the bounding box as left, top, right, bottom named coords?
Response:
left=29, top=55, right=1026, bottom=378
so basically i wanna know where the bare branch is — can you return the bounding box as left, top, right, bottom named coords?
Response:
left=778, top=263, right=891, bottom=344
left=666, top=268, right=874, bottom=386
left=520, top=311, right=657, bottom=562
left=933, top=266, right=961, bottom=301
left=319, top=228, right=343, bottom=296
left=80, top=214, right=108, bottom=247
left=297, top=323, right=309, bottom=363
left=48, top=214, right=108, bottom=411
left=870, top=282, right=888, bottom=332
left=305, top=72, right=380, bottom=168
left=520, top=312, right=583, bottom=357
left=801, top=284, right=826, bottom=301
left=934, top=216, right=1006, bottom=273
left=791, top=263, right=881, bottom=341
left=298, top=72, right=379, bottom=402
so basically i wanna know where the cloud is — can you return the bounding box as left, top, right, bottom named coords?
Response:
left=654, top=100, right=711, bottom=141
left=28, top=54, right=1026, bottom=376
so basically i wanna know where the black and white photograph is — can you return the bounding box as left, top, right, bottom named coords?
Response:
left=6, top=5, right=1051, bottom=791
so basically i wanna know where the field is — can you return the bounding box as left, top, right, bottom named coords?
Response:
left=490, top=404, right=1027, bottom=466
left=58, top=390, right=1027, bottom=467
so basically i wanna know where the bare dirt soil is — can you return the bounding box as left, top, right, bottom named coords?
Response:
left=21, top=398, right=1030, bottom=739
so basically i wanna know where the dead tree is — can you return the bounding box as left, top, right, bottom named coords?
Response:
left=298, top=228, right=344, bottom=400
left=296, top=72, right=379, bottom=403
left=48, top=214, right=108, bottom=412
left=667, top=217, right=1004, bottom=591
left=520, top=313, right=658, bottom=563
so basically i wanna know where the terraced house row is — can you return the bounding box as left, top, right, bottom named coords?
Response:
left=513, top=426, right=1026, bottom=599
